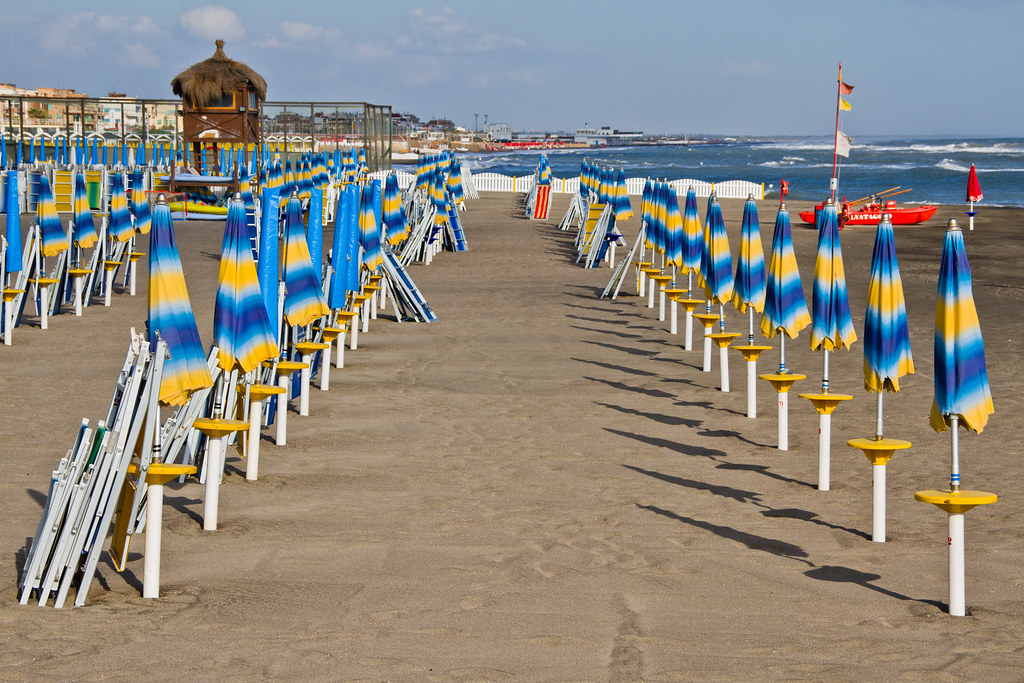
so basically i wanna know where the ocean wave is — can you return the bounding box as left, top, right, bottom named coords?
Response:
left=935, top=158, right=971, bottom=172
left=861, top=142, right=1024, bottom=155
left=760, top=160, right=832, bottom=168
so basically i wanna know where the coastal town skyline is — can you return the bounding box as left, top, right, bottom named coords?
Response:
left=2, top=1, right=1019, bottom=138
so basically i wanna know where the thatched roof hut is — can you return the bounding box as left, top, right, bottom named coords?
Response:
left=171, top=40, right=267, bottom=107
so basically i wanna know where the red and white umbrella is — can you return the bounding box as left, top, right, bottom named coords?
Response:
left=966, top=164, right=982, bottom=231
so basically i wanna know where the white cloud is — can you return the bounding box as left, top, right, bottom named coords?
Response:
left=280, top=20, right=340, bottom=43
left=355, top=41, right=393, bottom=59
left=717, top=59, right=771, bottom=77
left=179, top=5, right=244, bottom=42
left=402, top=6, right=525, bottom=54
left=122, top=43, right=162, bottom=69
left=41, top=12, right=162, bottom=56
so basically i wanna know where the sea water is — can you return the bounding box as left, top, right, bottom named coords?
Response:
left=460, top=137, right=1024, bottom=207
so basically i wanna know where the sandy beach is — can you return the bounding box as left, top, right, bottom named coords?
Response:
left=1, top=191, right=1023, bottom=680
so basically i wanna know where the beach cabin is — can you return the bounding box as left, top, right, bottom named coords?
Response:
left=170, top=39, right=266, bottom=193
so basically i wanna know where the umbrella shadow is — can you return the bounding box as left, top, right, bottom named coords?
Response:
left=608, top=428, right=726, bottom=459
left=624, top=465, right=762, bottom=505
left=564, top=313, right=630, bottom=327
left=598, top=402, right=702, bottom=428
left=574, top=358, right=660, bottom=377
left=804, top=565, right=942, bottom=608
left=715, top=463, right=816, bottom=489
left=697, top=428, right=772, bottom=449
left=25, top=487, right=48, bottom=509
left=570, top=325, right=645, bottom=340
left=760, top=507, right=870, bottom=540
left=673, top=398, right=746, bottom=418
left=586, top=376, right=676, bottom=399
left=199, top=250, right=221, bottom=261
left=581, top=339, right=662, bottom=357
left=636, top=504, right=812, bottom=563
left=164, top=494, right=204, bottom=526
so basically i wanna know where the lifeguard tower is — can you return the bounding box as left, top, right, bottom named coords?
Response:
left=169, top=39, right=266, bottom=193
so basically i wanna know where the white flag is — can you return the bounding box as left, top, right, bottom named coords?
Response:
left=836, top=130, right=852, bottom=158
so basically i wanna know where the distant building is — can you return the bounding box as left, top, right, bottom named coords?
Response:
left=485, top=122, right=512, bottom=142
left=573, top=125, right=643, bottom=146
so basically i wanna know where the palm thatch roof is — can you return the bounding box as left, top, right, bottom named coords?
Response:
left=171, top=40, right=267, bottom=107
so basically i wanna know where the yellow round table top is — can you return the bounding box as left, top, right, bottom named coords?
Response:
left=915, top=489, right=997, bottom=513
left=245, top=384, right=287, bottom=400
left=29, top=277, right=60, bottom=286
left=709, top=332, right=741, bottom=339
left=352, top=294, right=373, bottom=302
left=192, top=417, right=249, bottom=437
left=67, top=269, right=92, bottom=276
left=2, top=289, right=25, bottom=301
left=362, top=284, right=382, bottom=292
left=273, top=360, right=309, bottom=374
left=649, top=274, right=673, bottom=283
left=128, top=462, right=197, bottom=486
left=294, top=341, right=330, bottom=353
left=733, top=344, right=772, bottom=352
left=848, top=437, right=912, bottom=451
left=798, top=392, right=853, bottom=414
left=130, top=251, right=145, bottom=259
left=663, top=288, right=686, bottom=295
left=693, top=313, right=721, bottom=325
left=103, top=260, right=121, bottom=270
left=334, top=310, right=360, bottom=319
left=760, top=372, right=807, bottom=381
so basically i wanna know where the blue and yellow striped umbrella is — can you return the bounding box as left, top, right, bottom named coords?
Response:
left=72, top=173, right=98, bottom=249
left=131, top=169, right=151, bottom=235
left=448, top=161, right=465, bottom=205
left=733, top=196, right=766, bottom=314
left=680, top=186, right=703, bottom=276
left=214, top=197, right=279, bottom=373
left=36, top=175, right=68, bottom=257
left=863, top=214, right=914, bottom=392
left=147, top=197, right=213, bottom=406
left=431, top=171, right=449, bottom=230
left=761, top=203, right=810, bottom=339
left=108, top=172, right=134, bottom=243
left=613, top=169, right=632, bottom=223
left=930, top=221, right=993, bottom=433
left=665, top=185, right=683, bottom=269
left=383, top=173, right=408, bottom=245
left=282, top=193, right=329, bottom=328
left=702, top=195, right=735, bottom=305
left=361, top=182, right=384, bottom=271
left=809, top=200, right=856, bottom=352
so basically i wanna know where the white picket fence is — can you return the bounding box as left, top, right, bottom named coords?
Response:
left=369, top=169, right=764, bottom=200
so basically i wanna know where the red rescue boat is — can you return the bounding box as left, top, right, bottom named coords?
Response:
left=800, top=199, right=937, bottom=227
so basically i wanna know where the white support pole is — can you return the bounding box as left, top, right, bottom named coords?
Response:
left=638, top=269, right=646, bottom=298
left=669, top=299, right=678, bottom=335
left=647, top=280, right=656, bottom=309
left=703, top=330, right=712, bottom=372
left=104, top=269, right=114, bottom=306
left=948, top=512, right=966, bottom=616
left=142, top=481, right=164, bottom=598
left=872, top=463, right=886, bottom=542
left=3, top=299, right=12, bottom=346
left=684, top=309, right=693, bottom=351
left=361, top=300, right=369, bottom=333
left=379, top=279, right=388, bottom=311
left=319, top=349, right=331, bottom=391
left=818, top=413, right=831, bottom=491
left=203, top=437, right=223, bottom=531
left=275, top=375, right=290, bottom=446
left=349, top=315, right=359, bottom=350
left=746, top=360, right=756, bottom=418
left=246, top=399, right=263, bottom=481
left=129, top=258, right=137, bottom=296
left=658, top=288, right=667, bottom=322
left=608, top=242, right=616, bottom=268
left=370, top=289, right=378, bottom=320
left=719, top=346, right=730, bottom=392
left=778, top=391, right=790, bottom=451
left=74, top=275, right=83, bottom=317
left=299, top=355, right=312, bottom=416
left=39, top=284, right=50, bottom=330
left=336, top=329, right=346, bottom=367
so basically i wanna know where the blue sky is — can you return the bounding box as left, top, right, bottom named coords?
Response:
left=2, top=0, right=1018, bottom=137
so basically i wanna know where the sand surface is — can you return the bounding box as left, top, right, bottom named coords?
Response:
left=1, top=192, right=1023, bottom=680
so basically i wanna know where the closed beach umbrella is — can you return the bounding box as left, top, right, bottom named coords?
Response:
left=362, top=182, right=383, bottom=272
left=680, top=186, right=703, bottom=279
left=108, top=172, right=134, bottom=243
left=930, top=221, right=993, bottom=434
left=328, top=184, right=359, bottom=309
left=281, top=193, right=329, bottom=328
left=965, top=164, right=983, bottom=231
left=448, top=161, right=465, bottom=206
left=863, top=214, right=914, bottom=395
left=664, top=185, right=683, bottom=270
left=72, top=173, right=98, bottom=250
left=131, top=169, right=151, bottom=235
left=810, top=200, right=856, bottom=353
left=761, top=203, right=810, bottom=343
left=214, top=197, right=278, bottom=373
left=36, top=175, right=69, bottom=257
left=28, top=138, right=35, bottom=164
left=733, top=195, right=766, bottom=316
left=147, top=196, right=213, bottom=405
left=383, top=173, right=408, bottom=245
left=5, top=173, right=21, bottom=275
left=702, top=195, right=734, bottom=305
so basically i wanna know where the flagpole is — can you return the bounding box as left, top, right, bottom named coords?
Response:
left=830, top=62, right=842, bottom=202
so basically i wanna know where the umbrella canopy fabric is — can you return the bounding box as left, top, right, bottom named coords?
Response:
left=448, top=161, right=465, bottom=205
left=72, top=173, right=98, bottom=249
left=966, top=164, right=983, bottom=203
left=733, top=196, right=766, bottom=313
left=36, top=175, right=69, bottom=257
left=809, top=201, right=857, bottom=352
left=930, top=223, right=994, bottom=433
left=680, top=186, right=703, bottom=276
left=131, top=170, right=151, bottom=235
left=5, top=172, right=21, bottom=274
left=147, top=199, right=213, bottom=406
left=761, top=204, right=810, bottom=338
left=328, top=184, right=359, bottom=309
left=362, top=181, right=383, bottom=271
left=383, top=173, right=408, bottom=245
left=108, top=172, right=134, bottom=243
left=702, top=196, right=735, bottom=304
left=664, top=186, right=683, bottom=269
left=214, top=198, right=279, bottom=373
left=863, top=215, right=914, bottom=392
left=281, top=194, right=329, bottom=328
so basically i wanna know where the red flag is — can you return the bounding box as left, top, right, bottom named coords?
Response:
left=839, top=81, right=854, bottom=95
left=966, top=164, right=983, bottom=202
left=780, top=179, right=789, bottom=197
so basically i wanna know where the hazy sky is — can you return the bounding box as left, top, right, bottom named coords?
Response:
left=2, top=0, right=1017, bottom=137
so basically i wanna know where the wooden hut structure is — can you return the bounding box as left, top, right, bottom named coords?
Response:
left=170, top=40, right=266, bottom=192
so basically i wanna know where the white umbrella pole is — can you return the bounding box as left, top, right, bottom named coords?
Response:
left=718, top=304, right=730, bottom=392
left=647, top=275, right=656, bottom=308
left=203, top=435, right=223, bottom=531
left=246, top=397, right=263, bottom=481
left=969, top=200, right=975, bottom=231
left=275, top=373, right=290, bottom=446
left=658, top=283, right=667, bottom=322
left=684, top=272, right=694, bottom=351
left=142, top=480, right=165, bottom=598
left=703, top=302, right=712, bottom=372
left=950, top=414, right=960, bottom=492
left=818, top=350, right=831, bottom=491
left=949, top=414, right=966, bottom=616
left=872, top=460, right=887, bottom=543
